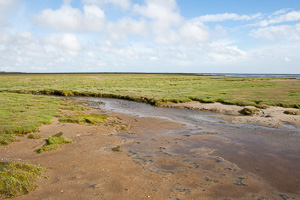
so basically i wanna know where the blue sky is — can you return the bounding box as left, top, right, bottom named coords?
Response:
left=0, top=0, right=300, bottom=73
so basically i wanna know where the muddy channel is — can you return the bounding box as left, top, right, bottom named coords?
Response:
left=77, top=97, right=300, bottom=200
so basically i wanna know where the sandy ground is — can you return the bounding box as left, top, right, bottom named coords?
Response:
left=159, top=102, right=300, bottom=128
left=1, top=107, right=299, bottom=200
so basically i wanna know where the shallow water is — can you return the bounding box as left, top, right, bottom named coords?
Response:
left=75, top=97, right=300, bottom=196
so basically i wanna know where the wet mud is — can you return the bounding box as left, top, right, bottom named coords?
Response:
left=1, top=97, right=299, bottom=199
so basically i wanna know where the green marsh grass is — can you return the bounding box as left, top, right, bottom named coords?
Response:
left=0, top=92, right=89, bottom=145
left=27, top=134, right=42, bottom=139
left=0, top=162, right=45, bottom=198
left=1, top=73, right=299, bottom=108
left=59, top=113, right=108, bottom=124
left=36, top=132, right=72, bottom=153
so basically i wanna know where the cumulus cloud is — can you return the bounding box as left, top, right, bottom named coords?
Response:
left=33, top=0, right=211, bottom=45
left=153, top=20, right=210, bottom=45
left=82, top=0, right=131, bottom=10
left=251, top=23, right=300, bottom=40
left=34, top=5, right=105, bottom=32
left=106, top=18, right=148, bottom=40
left=206, top=43, right=247, bottom=63
left=178, top=20, right=209, bottom=43
left=2, top=1, right=300, bottom=73
left=44, top=33, right=81, bottom=52
left=133, top=0, right=183, bottom=31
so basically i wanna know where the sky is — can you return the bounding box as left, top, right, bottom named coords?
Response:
left=0, top=0, right=300, bottom=73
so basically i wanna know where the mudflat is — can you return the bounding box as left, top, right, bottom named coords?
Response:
left=1, top=105, right=299, bottom=200
left=159, top=101, right=300, bottom=128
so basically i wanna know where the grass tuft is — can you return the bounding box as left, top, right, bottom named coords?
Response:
left=112, top=145, right=121, bottom=152
left=59, top=114, right=108, bottom=125
left=0, top=162, right=45, bottom=198
left=0, top=134, right=18, bottom=145
left=36, top=132, right=72, bottom=153
left=239, top=108, right=260, bottom=115
left=27, top=134, right=42, bottom=139
left=283, top=110, right=300, bottom=115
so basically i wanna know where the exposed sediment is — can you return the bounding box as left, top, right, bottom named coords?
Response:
left=159, top=101, right=300, bottom=128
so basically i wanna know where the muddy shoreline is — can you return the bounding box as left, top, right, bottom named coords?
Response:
left=1, top=100, right=300, bottom=199
left=159, top=101, right=300, bottom=129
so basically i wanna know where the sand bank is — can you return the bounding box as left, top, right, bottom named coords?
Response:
left=159, top=102, right=300, bottom=128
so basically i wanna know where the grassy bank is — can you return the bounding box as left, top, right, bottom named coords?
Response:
left=1, top=73, right=299, bottom=108
left=0, top=92, right=87, bottom=145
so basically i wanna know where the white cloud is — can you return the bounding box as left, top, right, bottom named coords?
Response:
left=206, top=43, right=247, bottom=63
left=271, top=9, right=292, bottom=16
left=195, top=13, right=262, bottom=22
left=0, top=0, right=18, bottom=25
left=133, top=0, right=183, bottom=31
left=178, top=20, right=209, bottom=43
left=255, top=10, right=300, bottom=27
left=82, top=0, right=131, bottom=10
left=44, top=33, right=81, bottom=52
left=0, top=31, right=11, bottom=43
left=251, top=23, right=300, bottom=40
left=34, top=5, right=105, bottom=32
left=284, top=57, right=291, bottom=62
left=152, top=19, right=210, bottom=45
left=106, top=18, right=148, bottom=40
left=2, top=1, right=300, bottom=73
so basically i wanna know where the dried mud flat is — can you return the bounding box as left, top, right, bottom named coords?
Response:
left=1, top=107, right=299, bottom=200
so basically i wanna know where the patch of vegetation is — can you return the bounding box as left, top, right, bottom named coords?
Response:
left=36, top=132, right=72, bottom=153
left=0, top=162, right=45, bottom=198
left=1, top=74, right=300, bottom=108
left=59, top=99, right=90, bottom=111
left=112, top=145, right=121, bottom=152
left=239, top=108, right=260, bottom=116
left=283, top=110, right=300, bottom=115
left=255, top=104, right=269, bottom=109
left=0, top=93, right=89, bottom=145
left=0, top=134, right=18, bottom=145
left=0, top=93, right=58, bottom=135
left=27, top=134, right=42, bottom=139
left=59, top=113, right=108, bottom=125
